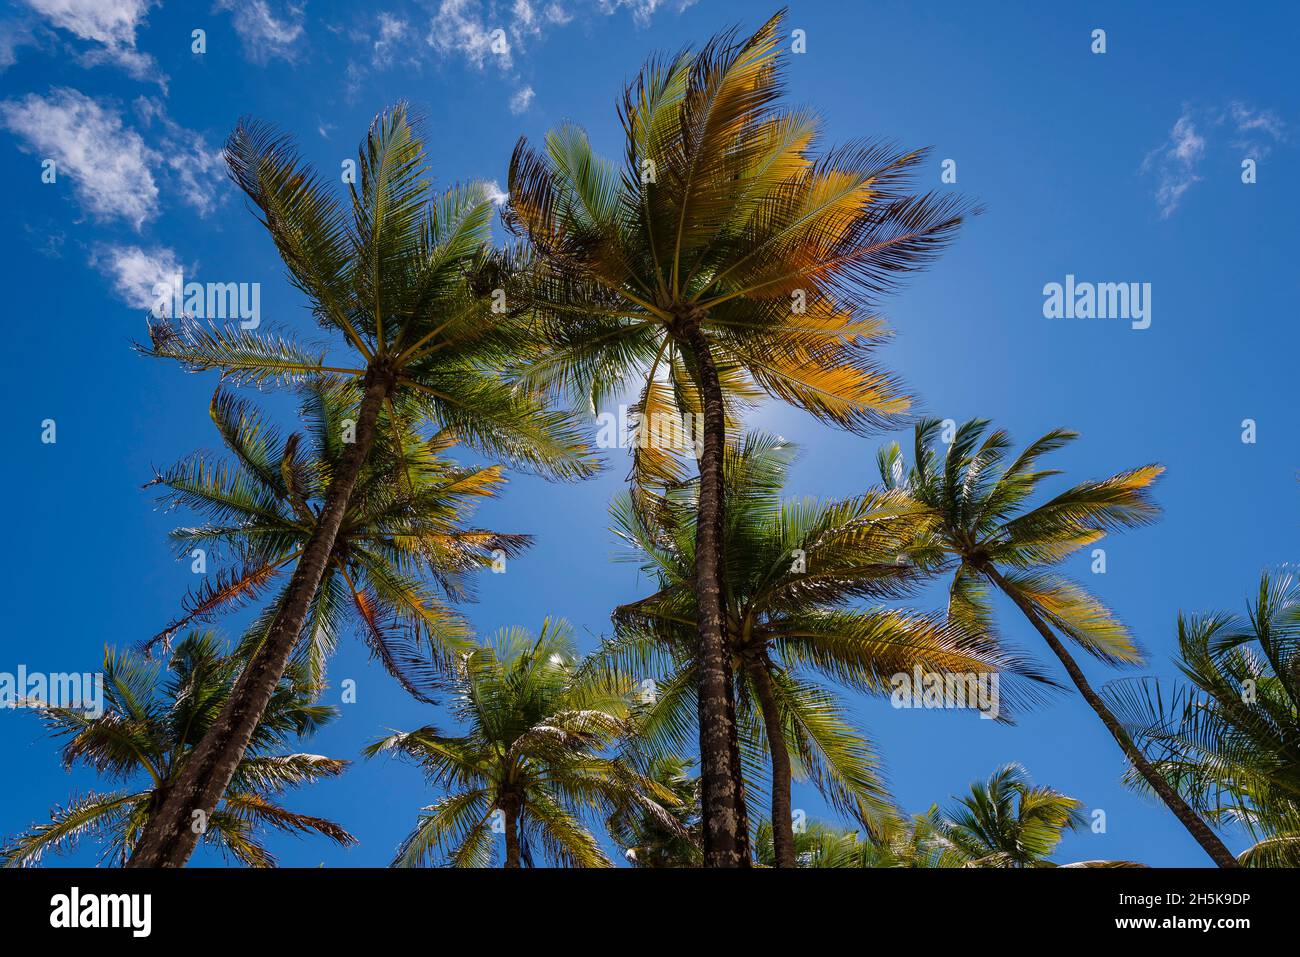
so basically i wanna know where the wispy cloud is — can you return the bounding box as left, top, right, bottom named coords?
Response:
left=20, top=0, right=163, bottom=83
left=427, top=0, right=515, bottom=70
left=214, top=0, right=304, bottom=63
left=133, top=96, right=227, bottom=217
left=1142, top=107, right=1205, bottom=218
left=1143, top=101, right=1289, bottom=217
left=92, top=243, right=184, bottom=309
left=0, top=88, right=227, bottom=229
left=509, top=84, right=535, bottom=115
left=1, top=88, right=160, bottom=229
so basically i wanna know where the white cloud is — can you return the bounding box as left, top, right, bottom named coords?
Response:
left=1142, top=110, right=1205, bottom=218
left=22, top=0, right=162, bottom=81
left=0, top=87, right=159, bottom=229
left=483, top=180, right=508, bottom=206
left=0, top=19, right=39, bottom=71
left=427, top=0, right=513, bottom=70
left=1144, top=102, right=1289, bottom=218
left=134, top=96, right=227, bottom=217
left=373, top=10, right=408, bottom=61
left=1226, top=101, right=1287, bottom=158
left=509, top=84, right=534, bottom=115
left=94, top=243, right=184, bottom=310
left=215, top=0, right=304, bottom=63
left=598, top=0, right=690, bottom=27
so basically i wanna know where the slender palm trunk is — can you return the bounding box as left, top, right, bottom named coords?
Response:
left=984, top=566, right=1239, bottom=868
left=723, top=656, right=752, bottom=862
left=678, top=316, right=746, bottom=867
left=502, top=795, right=522, bottom=868
left=127, top=367, right=395, bottom=867
left=747, top=659, right=795, bottom=868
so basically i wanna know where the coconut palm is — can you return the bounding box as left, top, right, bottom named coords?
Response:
left=506, top=10, right=974, bottom=864
left=875, top=417, right=1237, bottom=867
left=130, top=106, right=596, bottom=867
left=939, top=763, right=1086, bottom=867
left=1, top=632, right=353, bottom=868
left=608, top=433, right=1048, bottom=866
left=365, top=619, right=676, bottom=867
left=145, top=379, right=528, bottom=702
left=937, top=763, right=1144, bottom=868
left=1106, top=572, right=1300, bottom=867
left=607, top=755, right=703, bottom=867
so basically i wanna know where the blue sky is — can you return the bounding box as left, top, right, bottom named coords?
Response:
left=0, top=0, right=1296, bottom=867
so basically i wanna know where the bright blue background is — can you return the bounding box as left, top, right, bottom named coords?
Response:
left=1, top=0, right=1296, bottom=867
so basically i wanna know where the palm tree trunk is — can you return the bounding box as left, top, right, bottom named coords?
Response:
left=678, top=316, right=746, bottom=867
left=126, top=367, right=396, bottom=867
left=983, top=566, right=1239, bottom=868
left=724, top=656, right=752, bottom=862
left=747, top=659, right=796, bottom=868
left=502, top=796, right=522, bottom=868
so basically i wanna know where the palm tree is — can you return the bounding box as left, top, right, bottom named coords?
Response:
left=607, top=755, right=703, bottom=867
left=130, top=106, right=596, bottom=867
left=608, top=433, right=1047, bottom=866
left=938, top=763, right=1145, bottom=868
left=365, top=619, right=676, bottom=867
left=1107, top=571, right=1300, bottom=866
left=2, top=632, right=353, bottom=867
left=506, top=10, right=973, bottom=864
left=876, top=417, right=1238, bottom=867
left=939, top=763, right=1086, bottom=867
left=145, top=380, right=528, bottom=701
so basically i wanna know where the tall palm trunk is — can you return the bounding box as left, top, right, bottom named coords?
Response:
left=723, top=655, right=752, bottom=861
left=126, top=367, right=396, bottom=867
left=678, top=315, right=746, bottom=867
left=983, top=566, right=1239, bottom=868
left=747, top=659, right=795, bottom=868
left=502, top=795, right=522, bottom=868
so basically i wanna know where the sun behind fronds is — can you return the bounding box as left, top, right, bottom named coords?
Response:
left=505, top=9, right=977, bottom=490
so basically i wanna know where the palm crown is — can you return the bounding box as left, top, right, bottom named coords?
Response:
left=875, top=417, right=1239, bottom=867
left=608, top=433, right=1048, bottom=865
left=876, top=417, right=1162, bottom=664
left=507, top=11, right=971, bottom=486
left=1107, top=571, right=1300, bottom=867
left=366, top=619, right=676, bottom=867
left=1, top=632, right=353, bottom=867
left=146, top=380, right=529, bottom=700
left=146, top=105, right=595, bottom=479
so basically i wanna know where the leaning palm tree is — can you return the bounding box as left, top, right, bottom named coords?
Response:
left=145, top=380, right=528, bottom=701
left=1107, top=572, right=1300, bottom=866
left=608, top=433, right=1048, bottom=867
left=876, top=417, right=1238, bottom=867
left=506, top=10, right=974, bottom=864
left=366, top=619, right=676, bottom=867
left=2, top=633, right=353, bottom=867
left=130, top=106, right=596, bottom=867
